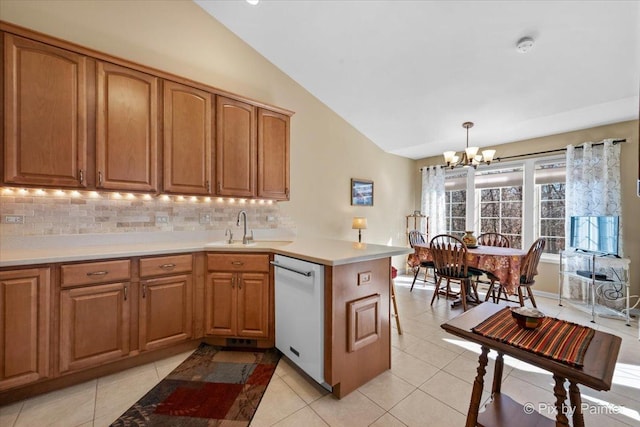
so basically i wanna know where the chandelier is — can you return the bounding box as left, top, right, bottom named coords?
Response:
left=443, top=122, right=496, bottom=169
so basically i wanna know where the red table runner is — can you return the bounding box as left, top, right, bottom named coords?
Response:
left=472, top=308, right=595, bottom=367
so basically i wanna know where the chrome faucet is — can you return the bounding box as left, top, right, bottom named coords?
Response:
left=236, top=210, right=252, bottom=244
left=225, top=228, right=233, bottom=244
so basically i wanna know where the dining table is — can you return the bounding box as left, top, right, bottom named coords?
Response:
left=412, top=243, right=528, bottom=296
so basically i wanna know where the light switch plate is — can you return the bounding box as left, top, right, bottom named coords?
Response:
left=358, top=271, right=372, bottom=286
left=4, top=215, right=24, bottom=224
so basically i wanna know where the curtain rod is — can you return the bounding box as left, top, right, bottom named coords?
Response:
left=419, top=138, right=626, bottom=171
left=493, top=138, right=626, bottom=162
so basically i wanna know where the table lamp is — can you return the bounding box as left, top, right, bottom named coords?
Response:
left=352, top=217, right=367, bottom=243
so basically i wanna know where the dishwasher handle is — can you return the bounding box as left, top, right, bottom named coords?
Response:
left=270, top=260, right=313, bottom=277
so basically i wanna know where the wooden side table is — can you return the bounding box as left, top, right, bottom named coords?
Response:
left=441, top=303, right=621, bottom=427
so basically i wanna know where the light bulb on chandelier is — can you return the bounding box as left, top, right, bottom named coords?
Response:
left=443, top=122, right=496, bottom=169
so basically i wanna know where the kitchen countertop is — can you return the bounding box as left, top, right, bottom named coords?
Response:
left=0, top=231, right=412, bottom=267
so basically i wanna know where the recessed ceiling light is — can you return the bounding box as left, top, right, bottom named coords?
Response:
left=516, top=36, right=535, bottom=53
left=246, top=0, right=260, bottom=5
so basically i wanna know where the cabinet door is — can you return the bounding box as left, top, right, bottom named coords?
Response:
left=215, top=96, right=256, bottom=197
left=139, top=274, right=193, bottom=351
left=96, top=61, right=158, bottom=192
left=237, top=272, right=269, bottom=338
left=258, top=109, right=290, bottom=200
left=0, top=268, right=50, bottom=391
left=163, top=81, right=213, bottom=194
left=59, top=282, right=130, bottom=373
left=3, top=34, right=87, bottom=188
left=205, top=272, right=236, bottom=336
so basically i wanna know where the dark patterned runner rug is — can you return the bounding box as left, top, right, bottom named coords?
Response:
left=110, top=343, right=281, bottom=426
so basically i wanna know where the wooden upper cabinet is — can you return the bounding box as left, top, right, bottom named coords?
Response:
left=163, top=81, right=213, bottom=194
left=3, top=34, right=88, bottom=188
left=2, top=27, right=292, bottom=198
left=258, top=109, right=290, bottom=200
left=215, top=96, right=256, bottom=197
left=96, top=61, right=158, bottom=192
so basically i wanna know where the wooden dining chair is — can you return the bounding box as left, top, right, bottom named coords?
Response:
left=478, top=232, right=511, bottom=302
left=493, top=238, right=546, bottom=308
left=429, top=234, right=478, bottom=311
left=477, top=232, right=511, bottom=248
left=407, top=230, right=436, bottom=291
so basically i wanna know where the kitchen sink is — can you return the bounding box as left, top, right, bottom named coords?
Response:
left=205, top=240, right=258, bottom=247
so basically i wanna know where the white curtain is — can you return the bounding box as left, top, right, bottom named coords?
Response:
left=421, top=166, right=446, bottom=238
left=565, top=139, right=623, bottom=255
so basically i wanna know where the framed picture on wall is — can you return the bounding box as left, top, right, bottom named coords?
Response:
left=351, top=178, right=373, bottom=206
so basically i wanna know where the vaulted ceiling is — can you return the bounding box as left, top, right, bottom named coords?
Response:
left=196, top=0, right=640, bottom=159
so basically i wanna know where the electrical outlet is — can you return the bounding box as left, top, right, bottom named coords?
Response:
left=4, top=215, right=24, bottom=224
left=156, top=215, right=169, bottom=224
left=199, top=213, right=211, bottom=224
left=266, top=215, right=275, bottom=222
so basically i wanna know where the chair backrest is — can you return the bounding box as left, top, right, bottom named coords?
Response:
left=521, top=238, right=546, bottom=284
left=429, top=234, right=468, bottom=279
left=477, top=232, right=511, bottom=248
left=408, top=230, right=426, bottom=247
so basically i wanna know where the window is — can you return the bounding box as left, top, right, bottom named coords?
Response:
left=476, top=167, right=524, bottom=248
left=444, top=171, right=468, bottom=236
left=535, top=161, right=566, bottom=254
left=441, top=158, right=565, bottom=257
left=445, top=189, right=466, bottom=235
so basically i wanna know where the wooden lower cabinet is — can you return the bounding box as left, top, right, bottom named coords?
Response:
left=325, top=258, right=392, bottom=398
left=139, top=274, right=193, bottom=351
left=237, top=273, right=270, bottom=338
left=205, top=253, right=271, bottom=341
left=59, top=281, right=130, bottom=374
left=205, top=272, right=269, bottom=339
left=0, top=268, right=51, bottom=391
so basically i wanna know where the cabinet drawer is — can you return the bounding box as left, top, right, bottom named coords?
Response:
left=61, top=260, right=131, bottom=288
left=140, top=254, right=193, bottom=278
left=208, top=254, right=270, bottom=272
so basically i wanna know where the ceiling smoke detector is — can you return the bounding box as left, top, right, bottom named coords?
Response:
left=516, top=36, right=535, bottom=53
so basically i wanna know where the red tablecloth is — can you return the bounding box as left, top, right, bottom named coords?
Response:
left=412, top=244, right=527, bottom=295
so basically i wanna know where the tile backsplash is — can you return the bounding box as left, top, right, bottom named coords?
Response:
left=0, top=191, right=294, bottom=236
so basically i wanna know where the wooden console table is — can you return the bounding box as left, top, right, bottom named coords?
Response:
left=441, top=302, right=621, bottom=427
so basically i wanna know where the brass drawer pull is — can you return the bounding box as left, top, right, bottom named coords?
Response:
left=231, top=261, right=244, bottom=266
left=86, top=271, right=108, bottom=277
left=160, top=263, right=176, bottom=270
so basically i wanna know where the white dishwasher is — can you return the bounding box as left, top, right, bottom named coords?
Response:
left=271, top=254, right=329, bottom=389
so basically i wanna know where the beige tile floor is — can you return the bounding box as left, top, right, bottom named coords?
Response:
left=1, top=273, right=639, bottom=426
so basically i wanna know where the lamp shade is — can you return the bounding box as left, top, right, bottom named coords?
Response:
left=443, top=151, right=457, bottom=164
left=482, top=149, right=496, bottom=163
left=352, top=217, right=367, bottom=229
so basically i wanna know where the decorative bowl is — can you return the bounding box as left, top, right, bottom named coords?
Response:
left=511, top=307, right=545, bottom=329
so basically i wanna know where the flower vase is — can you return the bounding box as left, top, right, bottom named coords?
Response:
left=462, top=231, right=477, bottom=247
